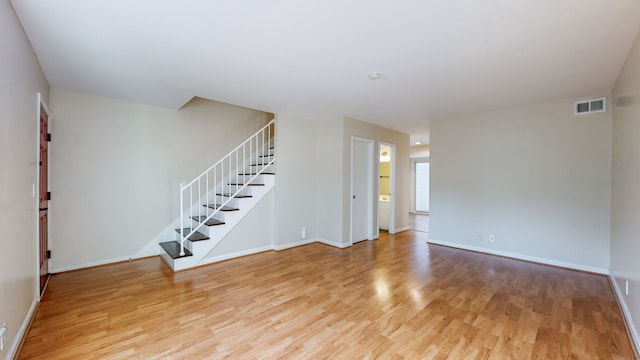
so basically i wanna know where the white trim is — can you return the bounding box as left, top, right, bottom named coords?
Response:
left=315, top=238, right=351, bottom=249
left=391, top=226, right=410, bottom=234
left=50, top=255, right=137, bottom=273
left=35, top=92, right=51, bottom=300
left=427, top=239, right=609, bottom=275
left=350, top=137, right=375, bottom=245
left=52, top=238, right=350, bottom=274
left=609, top=274, right=640, bottom=355
left=199, top=245, right=274, bottom=266
left=6, top=297, right=38, bottom=360
left=272, top=239, right=316, bottom=251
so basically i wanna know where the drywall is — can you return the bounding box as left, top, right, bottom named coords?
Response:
left=315, top=117, right=344, bottom=244
left=430, top=98, right=612, bottom=272
left=204, top=190, right=275, bottom=260
left=410, top=145, right=430, bottom=158
left=611, top=30, right=640, bottom=349
left=48, top=90, right=269, bottom=270
left=343, top=117, right=411, bottom=244
left=0, top=1, right=49, bottom=358
left=273, top=114, right=319, bottom=246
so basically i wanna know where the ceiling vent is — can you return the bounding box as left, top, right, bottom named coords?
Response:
left=574, top=97, right=606, bottom=115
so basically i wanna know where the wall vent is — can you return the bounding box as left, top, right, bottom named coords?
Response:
left=574, top=97, right=606, bottom=115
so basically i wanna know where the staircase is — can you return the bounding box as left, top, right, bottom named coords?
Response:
left=159, top=120, right=275, bottom=271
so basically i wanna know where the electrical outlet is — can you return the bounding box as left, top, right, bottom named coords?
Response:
left=625, top=279, right=629, bottom=296
left=301, top=227, right=307, bottom=240
left=489, top=234, right=496, bottom=243
left=477, top=233, right=483, bottom=241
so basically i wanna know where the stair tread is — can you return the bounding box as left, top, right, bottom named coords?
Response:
left=175, top=228, right=209, bottom=241
left=238, top=172, right=275, bottom=175
left=159, top=241, right=193, bottom=259
left=250, top=163, right=274, bottom=166
left=228, top=183, right=265, bottom=186
left=258, top=154, right=274, bottom=157
left=204, top=204, right=240, bottom=211
left=190, top=216, right=226, bottom=226
left=216, top=193, right=252, bottom=198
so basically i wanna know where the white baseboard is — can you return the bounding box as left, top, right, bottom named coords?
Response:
left=6, top=297, right=38, bottom=360
left=315, top=238, right=350, bottom=249
left=50, top=255, right=144, bottom=273
left=609, top=274, right=640, bottom=356
left=427, top=239, right=609, bottom=275
left=392, top=226, right=410, bottom=234
left=272, top=239, right=316, bottom=251
left=199, top=246, right=274, bottom=266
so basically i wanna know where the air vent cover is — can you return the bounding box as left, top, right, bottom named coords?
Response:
left=575, top=97, right=606, bottom=115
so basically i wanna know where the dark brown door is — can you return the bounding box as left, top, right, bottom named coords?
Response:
left=39, top=104, right=49, bottom=293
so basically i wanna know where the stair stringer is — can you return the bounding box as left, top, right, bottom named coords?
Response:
left=161, top=173, right=275, bottom=271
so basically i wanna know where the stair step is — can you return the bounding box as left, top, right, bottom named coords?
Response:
left=190, top=216, right=226, bottom=226
left=204, top=204, right=240, bottom=211
left=175, top=228, right=210, bottom=241
left=258, top=154, right=274, bottom=158
left=159, top=241, right=193, bottom=259
left=216, top=193, right=252, bottom=198
left=238, top=172, right=275, bottom=176
left=228, top=183, right=265, bottom=186
left=250, top=163, right=274, bottom=166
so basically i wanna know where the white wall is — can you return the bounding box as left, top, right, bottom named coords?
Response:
left=410, top=145, right=430, bottom=158
left=430, top=98, right=612, bottom=272
left=0, top=1, right=49, bottom=358
left=204, top=190, right=275, bottom=260
left=611, top=30, right=640, bottom=348
left=315, top=117, right=344, bottom=244
left=49, top=90, right=269, bottom=270
left=273, top=114, right=319, bottom=247
left=343, top=117, right=411, bottom=243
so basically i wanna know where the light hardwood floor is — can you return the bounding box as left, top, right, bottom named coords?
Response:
left=18, top=231, right=634, bottom=359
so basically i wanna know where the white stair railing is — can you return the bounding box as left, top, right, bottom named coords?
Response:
left=179, top=120, right=275, bottom=256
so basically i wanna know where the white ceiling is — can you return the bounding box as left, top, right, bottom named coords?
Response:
left=11, top=0, right=640, bottom=145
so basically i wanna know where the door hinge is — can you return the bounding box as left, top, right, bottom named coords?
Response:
left=47, top=133, right=52, bottom=142
left=47, top=191, right=51, bottom=201
left=47, top=250, right=51, bottom=259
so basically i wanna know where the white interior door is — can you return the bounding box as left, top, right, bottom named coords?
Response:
left=351, top=137, right=373, bottom=243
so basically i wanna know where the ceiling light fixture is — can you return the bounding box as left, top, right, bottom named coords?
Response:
left=415, top=141, right=421, bottom=145
left=369, top=72, right=381, bottom=80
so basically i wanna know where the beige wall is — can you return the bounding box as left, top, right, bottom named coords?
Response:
left=49, top=90, right=269, bottom=270
left=430, top=97, right=612, bottom=272
left=410, top=145, right=430, bottom=158
left=273, top=115, right=410, bottom=247
left=379, top=162, right=390, bottom=195
left=343, top=117, right=411, bottom=243
left=611, top=31, right=640, bottom=347
left=273, top=114, right=320, bottom=246
left=315, top=117, right=344, bottom=244
left=0, top=1, right=50, bottom=357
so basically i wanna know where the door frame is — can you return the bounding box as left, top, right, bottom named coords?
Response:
left=377, top=142, right=396, bottom=236
left=36, top=92, right=50, bottom=298
left=410, top=157, right=430, bottom=214
left=350, top=136, right=375, bottom=245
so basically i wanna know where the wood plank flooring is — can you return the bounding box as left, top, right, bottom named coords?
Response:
left=18, top=231, right=634, bottom=359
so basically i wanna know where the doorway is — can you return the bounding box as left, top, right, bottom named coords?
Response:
left=37, top=94, right=50, bottom=294
left=350, top=137, right=374, bottom=244
left=378, top=142, right=396, bottom=234
left=411, top=158, right=429, bottom=214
